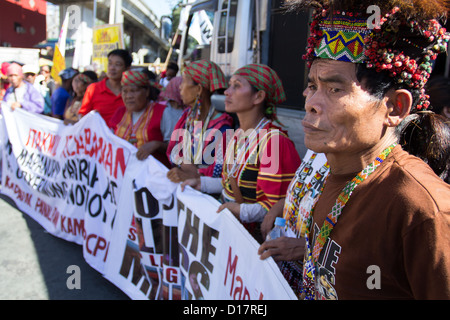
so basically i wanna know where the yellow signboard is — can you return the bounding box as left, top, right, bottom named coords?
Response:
left=92, top=24, right=125, bottom=73
left=51, top=44, right=66, bottom=84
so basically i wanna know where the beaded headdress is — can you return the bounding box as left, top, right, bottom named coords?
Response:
left=287, top=0, right=450, bottom=110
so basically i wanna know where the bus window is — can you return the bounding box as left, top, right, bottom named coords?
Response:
left=184, top=10, right=215, bottom=62
left=217, top=0, right=238, bottom=53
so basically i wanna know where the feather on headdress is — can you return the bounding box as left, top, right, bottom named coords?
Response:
left=285, top=0, right=450, bottom=19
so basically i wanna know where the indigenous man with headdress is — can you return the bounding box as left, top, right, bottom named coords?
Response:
left=258, top=0, right=450, bottom=299
left=109, top=69, right=170, bottom=167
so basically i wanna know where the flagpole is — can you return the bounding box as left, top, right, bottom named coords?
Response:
left=93, top=0, right=97, bottom=26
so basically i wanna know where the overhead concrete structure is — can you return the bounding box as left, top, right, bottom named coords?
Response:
left=46, top=0, right=170, bottom=64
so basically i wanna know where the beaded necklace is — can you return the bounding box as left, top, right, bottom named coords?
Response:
left=183, top=100, right=215, bottom=164
left=301, top=143, right=397, bottom=300
left=120, top=103, right=154, bottom=147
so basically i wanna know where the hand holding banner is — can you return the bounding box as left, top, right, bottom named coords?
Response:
left=177, top=186, right=297, bottom=300
left=0, top=106, right=297, bottom=300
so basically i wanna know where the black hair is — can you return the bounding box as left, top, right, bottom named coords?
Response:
left=141, top=69, right=160, bottom=101
left=40, top=65, right=51, bottom=72
left=167, top=61, right=179, bottom=74
left=249, top=84, right=272, bottom=120
left=398, top=111, right=450, bottom=183
left=81, top=70, right=98, bottom=82
left=425, top=75, right=450, bottom=116
left=142, top=69, right=157, bottom=81
left=107, top=49, right=133, bottom=68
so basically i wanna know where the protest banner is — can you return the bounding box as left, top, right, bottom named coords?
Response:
left=0, top=107, right=298, bottom=300
left=92, top=24, right=124, bottom=73
left=103, top=155, right=181, bottom=300
left=177, top=186, right=297, bottom=300
left=0, top=106, right=135, bottom=274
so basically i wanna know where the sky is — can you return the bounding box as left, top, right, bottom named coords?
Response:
left=143, top=0, right=179, bottom=18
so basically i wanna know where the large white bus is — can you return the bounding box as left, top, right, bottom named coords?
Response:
left=177, top=0, right=311, bottom=157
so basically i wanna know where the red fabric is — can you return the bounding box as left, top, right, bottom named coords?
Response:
left=222, top=122, right=301, bottom=210
left=78, top=78, right=124, bottom=125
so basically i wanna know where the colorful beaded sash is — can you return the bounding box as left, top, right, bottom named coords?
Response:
left=283, top=154, right=330, bottom=238
left=301, top=144, right=397, bottom=300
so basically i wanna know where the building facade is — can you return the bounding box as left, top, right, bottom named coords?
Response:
left=0, top=0, right=47, bottom=48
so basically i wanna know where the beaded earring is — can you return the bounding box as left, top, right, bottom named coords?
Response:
left=194, top=94, right=202, bottom=120
left=196, top=94, right=202, bottom=109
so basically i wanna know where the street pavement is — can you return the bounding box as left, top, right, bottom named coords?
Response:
left=0, top=194, right=129, bottom=300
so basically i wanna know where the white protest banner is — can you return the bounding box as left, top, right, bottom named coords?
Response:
left=0, top=107, right=299, bottom=300
left=0, top=106, right=135, bottom=274
left=104, top=155, right=181, bottom=300
left=177, top=186, right=297, bottom=300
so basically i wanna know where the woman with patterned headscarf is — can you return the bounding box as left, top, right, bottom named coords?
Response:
left=181, top=64, right=301, bottom=242
left=109, top=69, right=170, bottom=167
left=166, top=60, right=234, bottom=182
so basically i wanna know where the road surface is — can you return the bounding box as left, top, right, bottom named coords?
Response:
left=0, top=194, right=129, bottom=300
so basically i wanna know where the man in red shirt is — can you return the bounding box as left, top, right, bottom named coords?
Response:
left=78, top=49, right=132, bottom=125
